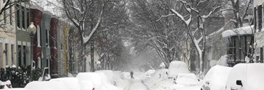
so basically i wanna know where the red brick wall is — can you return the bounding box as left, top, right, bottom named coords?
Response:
left=31, top=9, right=42, bottom=68
left=50, top=18, right=59, bottom=75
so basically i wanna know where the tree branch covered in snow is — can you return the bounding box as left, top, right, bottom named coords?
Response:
left=128, top=0, right=189, bottom=68
left=170, top=0, right=222, bottom=73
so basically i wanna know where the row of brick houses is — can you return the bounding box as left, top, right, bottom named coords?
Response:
left=0, top=0, right=73, bottom=77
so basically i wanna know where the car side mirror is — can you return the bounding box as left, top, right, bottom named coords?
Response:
left=236, top=80, right=243, bottom=87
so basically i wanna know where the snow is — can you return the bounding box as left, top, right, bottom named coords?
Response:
left=159, top=62, right=166, bottom=68
left=171, top=73, right=201, bottom=90
left=175, top=73, right=199, bottom=86
left=222, top=25, right=254, bottom=38
left=77, top=72, right=121, bottom=90
left=202, top=65, right=232, bottom=90
left=49, top=78, right=80, bottom=90
left=168, top=61, right=189, bottom=78
left=22, top=71, right=121, bottom=90
left=144, top=70, right=155, bottom=77
left=170, top=9, right=192, bottom=26
left=0, top=80, right=11, bottom=86
left=226, top=63, right=264, bottom=90
left=210, top=55, right=228, bottom=67
left=25, top=81, right=69, bottom=90
left=143, top=69, right=201, bottom=90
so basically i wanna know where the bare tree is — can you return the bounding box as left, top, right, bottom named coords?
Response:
left=61, top=0, right=106, bottom=72
left=129, top=0, right=188, bottom=68
left=167, top=0, right=222, bottom=74
left=94, top=0, right=131, bottom=70
left=227, top=0, right=253, bottom=28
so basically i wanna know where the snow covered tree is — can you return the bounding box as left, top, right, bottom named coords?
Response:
left=94, top=0, right=131, bottom=69
left=167, top=0, right=222, bottom=73
left=225, top=0, right=253, bottom=28
left=128, top=0, right=189, bottom=68
left=61, top=0, right=105, bottom=71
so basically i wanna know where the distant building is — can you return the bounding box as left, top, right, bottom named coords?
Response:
left=0, top=0, right=17, bottom=68
left=253, top=0, right=264, bottom=63
left=15, top=1, right=31, bottom=68
left=222, top=26, right=254, bottom=66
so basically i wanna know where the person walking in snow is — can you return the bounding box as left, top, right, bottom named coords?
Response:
left=130, top=71, right=134, bottom=79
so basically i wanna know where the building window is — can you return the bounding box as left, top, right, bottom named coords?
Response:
left=258, top=5, right=262, bottom=32
left=16, top=4, right=20, bottom=28
left=23, top=46, right=26, bottom=65
left=37, top=25, right=40, bottom=47
left=9, top=1, right=12, bottom=25
left=46, top=29, right=48, bottom=47
left=11, top=44, right=14, bottom=65
left=27, top=8, right=30, bottom=28
left=5, top=44, right=8, bottom=65
left=18, top=45, right=21, bottom=66
left=3, top=0, right=7, bottom=24
left=22, top=6, right=25, bottom=29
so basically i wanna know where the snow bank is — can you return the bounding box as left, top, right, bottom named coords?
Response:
left=96, top=70, right=115, bottom=84
left=168, top=61, right=189, bottom=78
left=222, top=26, right=253, bottom=38
left=226, top=63, right=264, bottom=90
left=175, top=73, right=199, bottom=86
left=3, top=88, right=27, bottom=90
left=0, top=80, right=11, bottom=86
left=210, top=55, right=228, bottom=67
left=145, top=69, right=155, bottom=77
left=203, top=65, right=232, bottom=90
left=49, top=77, right=80, bottom=90
left=25, top=81, right=69, bottom=90
left=76, top=72, right=121, bottom=90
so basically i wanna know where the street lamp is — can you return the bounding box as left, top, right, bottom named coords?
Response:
left=28, top=22, right=36, bottom=81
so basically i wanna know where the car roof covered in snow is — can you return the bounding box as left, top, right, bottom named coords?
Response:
left=203, top=65, right=232, bottom=90
left=226, top=63, right=264, bottom=90
left=222, top=25, right=254, bottom=38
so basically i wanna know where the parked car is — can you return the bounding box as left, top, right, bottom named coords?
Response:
left=171, top=73, right=201, bottom=90
left=201, top=65, right=232, bottom=90
left=225, top=63, right=264, bottom=90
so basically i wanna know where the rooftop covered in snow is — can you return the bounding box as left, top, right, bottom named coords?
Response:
left=222, top=26, right=254, bottom=38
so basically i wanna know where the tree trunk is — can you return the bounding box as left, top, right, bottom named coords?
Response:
left=91, top=39, right=95, bottom=72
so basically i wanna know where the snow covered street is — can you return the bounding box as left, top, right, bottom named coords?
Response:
left=125, top=79, right=149, bottom=90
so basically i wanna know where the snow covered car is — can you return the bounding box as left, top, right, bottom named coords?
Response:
left=201, top=65, right=232, bottom=90
left=25, top=81, right=71, bottom=90
left=171, top=73, right=201, bottom=90
left=168, top=61, right=189, bottom=78
left=225, top=63, right=264, bottom=90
